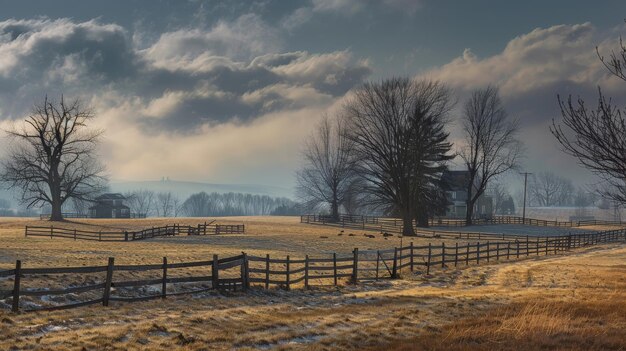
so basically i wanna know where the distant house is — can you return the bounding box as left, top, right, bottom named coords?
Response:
left=89, top=193, right=131, bottom=218
left=441, top=170, right=493, bottom=219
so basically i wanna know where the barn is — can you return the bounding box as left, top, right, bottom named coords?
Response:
left=88, top=193, right=131, bottom=218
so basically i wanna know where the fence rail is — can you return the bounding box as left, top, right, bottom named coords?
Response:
left=25, top=222, right=246, bottom=241
left=39, top=213, right=147, bottom=220
left=4, top=227, right=625, bottom=313
left=300, top=214, right=626, bottom=235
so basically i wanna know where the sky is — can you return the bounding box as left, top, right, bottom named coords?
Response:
left=0, top=0, right=625, bottom=196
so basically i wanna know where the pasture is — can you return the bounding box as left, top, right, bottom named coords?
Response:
left=0, top=216, right=624, bottom=350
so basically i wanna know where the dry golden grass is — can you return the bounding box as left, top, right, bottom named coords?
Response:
left=0, top=216, right=469, bottom=270
left=0, top=217, right=624, bottom=350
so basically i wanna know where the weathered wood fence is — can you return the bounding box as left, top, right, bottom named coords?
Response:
left=24, top=223, right=246, bottom=241
left=3, top=228, right=624, bottom=313
left=300, top=214, right=625, bottom=235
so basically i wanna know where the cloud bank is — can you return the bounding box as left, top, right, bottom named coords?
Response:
left=0, top=16, right=371, bottom=186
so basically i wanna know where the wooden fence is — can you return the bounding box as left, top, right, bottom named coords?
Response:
left=39, top=213, right=147, bottom=220
left=0, top=254, right=246, bottom=313
left=300, top=214, right=626, bottom=235
left=3, top=227, right=624, bottom=313
left=25, top=223, right=246, bottom=242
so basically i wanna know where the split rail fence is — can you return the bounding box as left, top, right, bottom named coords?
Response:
left=24, top=222, right=246, bottom=242
left=2, top=227, right=624, bottom=313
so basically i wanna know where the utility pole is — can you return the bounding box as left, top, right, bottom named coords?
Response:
left=520, top=172, right=532, bottom=221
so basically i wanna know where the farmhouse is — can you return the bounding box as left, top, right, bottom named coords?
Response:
left=441, top=170, right=493, bottom=219
left=89, top=193, right=131, bottom=218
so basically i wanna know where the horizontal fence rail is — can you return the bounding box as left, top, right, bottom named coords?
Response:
left=39, top=213, right=147, bottom=220
left=300, top=214, right=626, bottom=236
left=3, top=227, right=625, bottom=313
left=25, top=222, right=246, bottom=242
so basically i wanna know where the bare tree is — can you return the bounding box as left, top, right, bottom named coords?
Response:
left=528, top=172, right=574, bottom=207
left=156, top=191, right=175, bottom=217
left=551, top=29, right=626, bottom=204
left=460, top=86, right=521, bottom=225
left=296, top=114, right=358, bottom=221
left=172, top=196, right=182, bottom=217
left=344, top=78, right=454, bottom=234
left=0, top=96, right=106, bottom=221
left=125, top=189, right=154, bottom=217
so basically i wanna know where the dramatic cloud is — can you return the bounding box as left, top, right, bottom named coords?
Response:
left=423, top=22, right=626, bottom=184
left=0, top=16, right=371, bottom=188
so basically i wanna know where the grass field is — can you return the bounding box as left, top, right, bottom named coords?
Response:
left=0, top=216, right=624, bottom=350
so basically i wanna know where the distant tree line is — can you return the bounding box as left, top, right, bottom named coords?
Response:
left=120, top=190, right=300, bottom=217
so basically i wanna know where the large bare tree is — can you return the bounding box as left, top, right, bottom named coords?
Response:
left=0, top=96, right=106, bottom=221
left=296, top=114, right=358, bottom=221
left=344, top=78, right=454, bottom=235
left=460, top=86, right=521, bottom=225
left=552, top=28, right=626, bottom=204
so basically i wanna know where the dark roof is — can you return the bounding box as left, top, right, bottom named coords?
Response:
left=441, top=170, right=470, bottom=191
left=95, top=193, right=126, bottom=200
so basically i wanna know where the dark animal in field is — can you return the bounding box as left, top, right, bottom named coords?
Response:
left=348, top=233, right=356, bottom=236
left=365, top=234, right=376, bottom=239
left=383, top=232, right=394, bottom=237
left=320, top=236, right=328, bottom=238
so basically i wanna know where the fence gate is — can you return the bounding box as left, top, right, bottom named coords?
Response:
left=358, top=249, right=397, bottom=280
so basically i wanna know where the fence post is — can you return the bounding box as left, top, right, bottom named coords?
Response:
left=333, top=253, right=338, bottom=286
left=162, top=257, right=167, bottom=299
left=99, top=230, right=102, bottom=242
left=392, top=247, right=398, bottom=278
left=409, top=242, right=415, bottom=272
left=465, top=244, right=470, bottom=265
left=476, top=242, right=480, bottom=264
left=375, top=251, right=380, bottom=280
left=25, top=226, right=28, bottom=237
left=50, top=226, right=53, bottom=239
left=568, top=235, right=572, bottom=251
left=516, top=241, right=520, bottom=258
left=426, top=244, right=432, bottom=275
left=351, top=248, right=359, bottom=283
left=285, top=256, right=291, bottom=291
left=496, top=242, right=500, bottom=261
left=103, top=257, right=114, bottom=307
left=241, top=252, right=248, bottom=292
left=212, top=254, right=219, bottom=290
left=11, top=260, right=21, bottom=313
left=454, top=242, right=459, bottom=267
left=304, top=254, right=309, bottom=289
left=74, top=229, right=77, bottom=241
left=265, top=254, right=270, bottom=289
left=441, top=242, right=446, bottom=268
left=507, top=241, right=511, bottom=260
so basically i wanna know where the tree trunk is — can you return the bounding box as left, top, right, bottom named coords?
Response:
left=50, top=200, right=63, bottom=221
left=465, top=202, right=474, bottom=226
left=466, top=181, right=474, bottom=226
left=415, top=211, right=429, bottom=228
left=49, top=180, right=64, bottom=221
left=330, top=198, right=339, bottom=222
left=402, top=215, right=416, bottom=236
